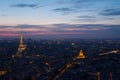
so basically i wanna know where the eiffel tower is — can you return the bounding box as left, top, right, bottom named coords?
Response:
left=18, top=34, right=26, bottom=52
left=77, top=49, right=85, bottom=59
left=16, top=34, right=26, bottom=57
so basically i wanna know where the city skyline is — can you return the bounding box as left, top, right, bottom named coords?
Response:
left=0, top=0, right=120, bottom=39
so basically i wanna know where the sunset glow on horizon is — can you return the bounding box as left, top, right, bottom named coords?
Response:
left=0, top=0, right=120, bottom=39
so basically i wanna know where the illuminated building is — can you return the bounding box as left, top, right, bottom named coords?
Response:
left=15, top=34, right=26, bottom=57
left=18, top=34, right=26, bottom=52
left=77, top=49, right=85, bottom=59
left=0, top=70, right=7, bottom=76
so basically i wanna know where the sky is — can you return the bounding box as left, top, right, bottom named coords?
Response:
left=0, top=0, right=120, bottom=39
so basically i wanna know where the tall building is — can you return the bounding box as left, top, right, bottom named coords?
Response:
left=77, top=49, right=85, bottom=59
left=18, top=34, right=26, bottom=52
left=15, top=34, right=26, bottom=57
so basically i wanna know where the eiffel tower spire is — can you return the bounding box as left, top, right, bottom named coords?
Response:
left=77, top=49, right=85, bottom=59
left=14, top=34, right=26, bottom=57
left=20, top=34, right=23, bottom=45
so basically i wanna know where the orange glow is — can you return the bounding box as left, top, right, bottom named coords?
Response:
left=77, top=49, right=85, bottom=59
left=0, top=70, right=7, bottom=76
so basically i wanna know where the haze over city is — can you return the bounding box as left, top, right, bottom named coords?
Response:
left=0, top=0, right=120, bottom=38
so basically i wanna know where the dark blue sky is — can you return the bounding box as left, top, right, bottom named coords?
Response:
left=0, top=0, right=120, bottom=38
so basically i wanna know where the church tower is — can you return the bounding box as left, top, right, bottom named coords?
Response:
left=77, top=49, right=85, bottom=59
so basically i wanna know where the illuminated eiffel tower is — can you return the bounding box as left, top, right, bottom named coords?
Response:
left=77, top=49, right=85, bottom=59
left=15, top=34, right=26, bottom=57
left=18, top=34, right=26, bottom=52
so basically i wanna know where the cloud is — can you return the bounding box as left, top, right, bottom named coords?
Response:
left=10, top=3, right=42, bottom=8
left=77, top=16, right=95, bottom=19
left=15, top=24, right=45, bottom=28
left=0, top=24, right=120, bottom=38
left=56, top=0, right=99, bottom=10
left=52, top=23, right=118, bottom=28
left=100, top=8, right=120, bottom=16
left=0, top=24, right=119, bottom=31
left=54, top=8, right=72, bottom=12
left=53, top=7, right=74, bottom=14
left=53, top=0, right=103, bottom=15
left=57, top=0, right=90, bottom=5
left=0, top=24, right=46, bottom=28
left=74, top=15, right=96, bottom=22
left=0, top=14, right=7, bottom=17
left=55, top=0, right=120, bottom=19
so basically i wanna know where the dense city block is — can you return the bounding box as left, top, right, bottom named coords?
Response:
left=0, top=38, right=120, bottom=80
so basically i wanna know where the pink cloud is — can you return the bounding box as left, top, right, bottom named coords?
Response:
left=0, top=33, right=19, bottom=37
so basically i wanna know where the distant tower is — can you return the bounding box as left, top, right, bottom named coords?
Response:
left=20, top=34, right=23, bottom=45
left=14, top=34, right=26, bottom=57
left=77, top=49, right=85, bottom=59
left=18, top=34, right=26, bottom=52
left=12, top=34, right=26, bottom=58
